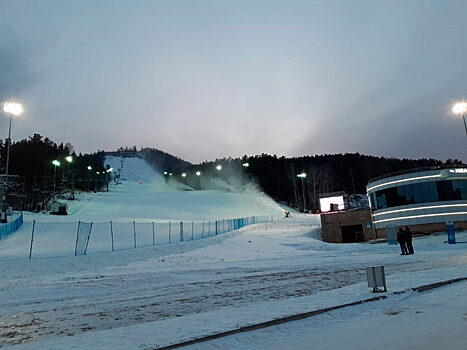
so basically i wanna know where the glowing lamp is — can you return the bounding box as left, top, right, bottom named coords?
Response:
left=2, top=102, right=23, bottom=116
left=196, top=171, right=201, bottom=176
left=453, top=102, right=467, bottom=115
left=52, top=160, right=61, bottom=167
left=216, top=165, right=222, bottom=171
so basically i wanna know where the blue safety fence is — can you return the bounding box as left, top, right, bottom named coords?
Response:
left=0, top=212, right=23, bottom=240
left=0, top=214, right=320, bottom=260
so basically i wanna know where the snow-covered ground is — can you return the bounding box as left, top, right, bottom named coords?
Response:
left=24, top=156, right=285, bottom=223
left=0, top=156, right=290, bottom=260
left=184, top=279, right=467, bottom=350
left=0, top=156, right=465, bottom=349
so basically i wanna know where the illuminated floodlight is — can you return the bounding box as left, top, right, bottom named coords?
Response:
left=66, top=156, right=73, bottom=163
left=107, top=167, right=113, bottom=172
left=196, top=171, right=201, bottom=176
left=216, top=165, right=222, bottom=171
left=163, top=171, right=168, bottom=175
left=181, top=173, right=187, bottom=178
left=242, top=162, right=249, bottom=167
left=452, top=102, right=467, bottom=115
left=97, top=171, right=100, bottom=174
left=87, top=166, right=92, bottom=170
left=2, top=101, right=23, bottom=116
left=169, top=173, right=173, bottom=176
left=297, top=173, right=306, bottom=178
left=52, top=160, right=60, bottom=167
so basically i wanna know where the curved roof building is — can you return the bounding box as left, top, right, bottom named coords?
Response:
left=367, top=166, right=467, bottom=237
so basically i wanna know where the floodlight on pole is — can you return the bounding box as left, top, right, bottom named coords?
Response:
left=216, top=165, right=222, bottom=171
left=52, top=160, right=61, bottom=196
left=65, top=156, right=73, bottom=190
left=2, top=102, right=23, bottom=116
left=196, top=171, right=201, bottom=176
left=2, top=101, right=23, bottom=218
left=452, top=101, right=467, bottom=136
left=163, top=171, right=168, bottom=175
left=87, top=166, right=92, bottom=190
left=297, top=172, right=307, bottom=212
left=242, top=163, right=249, bottom=167
left=181, top=173, right=187, bottom=178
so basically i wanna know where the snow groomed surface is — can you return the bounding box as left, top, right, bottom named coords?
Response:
left=0, top=156, right=295, bottom=260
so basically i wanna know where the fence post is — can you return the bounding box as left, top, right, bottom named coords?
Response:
left=83, top=222, right=93, bottom=255
left=152, top=221, right=155, bottom=246
left=110, top=221, right=114, bottom=252
left=208, top=221, right=211, bottom=236
left=169, top=221, right=171, bottom=244
left=74, top=221, right=81, bottom=256
left=202, top=222, right=204, bottom=239
left=29, top=220, right=35, bottom=259
left=180, top=221, right=184, bottom=242
left=133, top=221, right=136, bottom=248
left=215, top=220, right=218, bottom=235
left=192, top=221, right=194, bottom=241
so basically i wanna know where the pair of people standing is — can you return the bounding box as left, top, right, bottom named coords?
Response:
left=397, top=226, right=414, bottom=255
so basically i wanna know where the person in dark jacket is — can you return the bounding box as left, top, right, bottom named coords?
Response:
left=397, top=227, right=408, bottom=255
left=405, top=226, right=414, bottom=254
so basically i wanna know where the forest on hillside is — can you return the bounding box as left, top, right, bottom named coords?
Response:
left=167, top=153, right=465, bottom=212
left=0, top=134, right=106, bottom=211
left=2, top=134, right=464, bottom=213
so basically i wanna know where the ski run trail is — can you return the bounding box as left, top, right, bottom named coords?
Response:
left=0, top=156, right=466, bottom=349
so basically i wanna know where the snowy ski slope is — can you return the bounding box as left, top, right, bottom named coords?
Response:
left=25, top=155, right=286, bottom=223
left=0, top=156, right=291, bottom=259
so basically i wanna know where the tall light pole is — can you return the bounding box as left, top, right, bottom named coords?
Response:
left=452, top=102, right=467, bottom=136
left=1, top=101, right=23, bottom=220
left=65, top=156, right=73, bottom=189
left=52, top=160, right=61, bottom=198
left=297, top=172, right=307, bottom=212
left=87, top=165, right=92, bottom=190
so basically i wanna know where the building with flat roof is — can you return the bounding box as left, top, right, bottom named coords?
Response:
left=367, top=166, right=467, bottom=238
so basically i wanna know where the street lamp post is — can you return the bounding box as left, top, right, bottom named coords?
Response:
left=87, top=166, right=92, bottom=190
left=452, top=102, right=467, bottom=136
left=1, top=102, right=23, bottom=220
left=65, top=156, right=73, bottom=188
left=52, top=160, right=61, bottom=198
left=297, top=172, right=307, bottom=212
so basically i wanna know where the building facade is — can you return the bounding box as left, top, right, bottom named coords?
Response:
left=320, top=209, right=373, bottom=243
left=367, top=167, right=467, bottom=237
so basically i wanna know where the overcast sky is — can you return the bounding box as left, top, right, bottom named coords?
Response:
left=1, top=0, right=466, bottom=163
